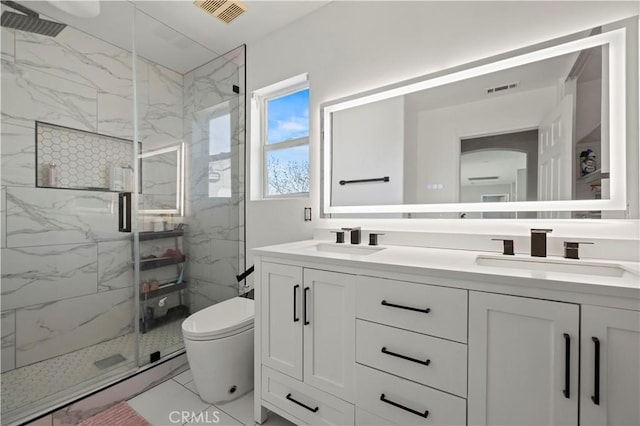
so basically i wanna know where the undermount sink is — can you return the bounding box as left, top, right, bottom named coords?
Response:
left=476, top=254, right=634, bottom=278
left=306, top=242, right=386, bottom=256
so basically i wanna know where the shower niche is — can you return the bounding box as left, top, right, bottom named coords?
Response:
left=35, top=121, right=137, bottom=192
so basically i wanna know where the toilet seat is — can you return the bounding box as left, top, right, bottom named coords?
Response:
left=182, top=296, right=254, bottom=341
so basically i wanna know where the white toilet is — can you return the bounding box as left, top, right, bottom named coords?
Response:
left=182, top=296, right=254, bottom=404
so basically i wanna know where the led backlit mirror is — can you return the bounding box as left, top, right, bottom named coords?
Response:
left=322, top=25, right=633, bottom=217
left=139, top=143, right=185, bottom=215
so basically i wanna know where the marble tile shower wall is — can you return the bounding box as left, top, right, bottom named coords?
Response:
left=183, top=48, right=245, bottom=314
left=0, top=19, right=184, bottom=373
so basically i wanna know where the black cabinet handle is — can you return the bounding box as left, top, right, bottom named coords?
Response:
left=381, top=300, right=430, bottom=314
left=118, top=192, right=132, bottom=232
left=293, top=285, right=300, bottom=322
left=286, top=393, right=319, bottom=413
left=304, top=287, right=310, bottom=325
left=380, top=394, right=428, bottom=418
left=563, top=333, right=571, bottom=399
left=591, top=337, right=600, bottom=405
left=381, top=347, right=430, bottom=366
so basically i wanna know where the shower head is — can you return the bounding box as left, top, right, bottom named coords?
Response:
left=1, top=1, right=66, bottom=37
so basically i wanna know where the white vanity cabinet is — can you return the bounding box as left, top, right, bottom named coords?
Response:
left=580, top=306, right=640, bottom=426
left=259, top=262, right=356, bottom=424
left=254, top=245, right=639, bottom=426
left=468, top=292, right=640, bottom=426
left=354, top=276, right=468, bottom=425
left=468, top=292, right=580, bottom=426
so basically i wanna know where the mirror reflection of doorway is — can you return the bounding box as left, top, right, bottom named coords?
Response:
left=460, top=129, right=538, bottom=218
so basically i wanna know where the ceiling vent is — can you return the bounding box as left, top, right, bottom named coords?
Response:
left=194, top=0, right=247, bottom=24
left=486, top=82, right=519, bottom=94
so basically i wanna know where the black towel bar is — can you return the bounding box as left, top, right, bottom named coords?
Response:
left=339, top=176, right=389, bottom=185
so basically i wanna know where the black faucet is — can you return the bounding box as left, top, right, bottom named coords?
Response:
left=341, top=227, right=361, bottom=244
left=531, top=229, right=553, bottom=257
left=564, top=241, right=593, bottom=259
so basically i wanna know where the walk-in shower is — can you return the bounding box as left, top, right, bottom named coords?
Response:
left=0, top=2, right=245, bottom=424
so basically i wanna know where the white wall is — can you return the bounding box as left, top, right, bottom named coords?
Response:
left=331, top=96, right=404, bottom=206
left=246, top=1, right=639, bottom=264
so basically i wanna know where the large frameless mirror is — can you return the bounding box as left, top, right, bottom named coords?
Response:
left=139, top=143, right=185, bottom=215
left=322, top=24, right=635, bottom=217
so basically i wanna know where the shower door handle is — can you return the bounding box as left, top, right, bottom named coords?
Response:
left=118, top=192, right=132, bottom=233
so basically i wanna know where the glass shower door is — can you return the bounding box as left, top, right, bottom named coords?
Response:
left=133, top=4, right=246, bottom=365
left=0, top=2, right=140, bottom=423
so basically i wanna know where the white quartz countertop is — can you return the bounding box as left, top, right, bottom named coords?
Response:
left=252, top=240, right=640, bottom=300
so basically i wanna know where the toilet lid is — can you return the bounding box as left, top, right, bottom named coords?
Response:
left=182, top=297, right=254, bottom=340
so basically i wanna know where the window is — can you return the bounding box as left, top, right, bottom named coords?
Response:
left=253, top=76, right=309, bottom=199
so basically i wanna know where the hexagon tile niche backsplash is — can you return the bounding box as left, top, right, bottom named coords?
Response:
left=37, top=122, right=133, bottom=190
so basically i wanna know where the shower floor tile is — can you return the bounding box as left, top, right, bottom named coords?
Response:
left=1, top=319, right=184, bottom=419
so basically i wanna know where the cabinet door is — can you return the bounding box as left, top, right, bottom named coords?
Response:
left=261, top=263, right=303, bottom=380
left=581, top=306, right=640, bottom=426
left=303, top=269, right=356, bottom=402
left=468, top=292, right=579, bottom=426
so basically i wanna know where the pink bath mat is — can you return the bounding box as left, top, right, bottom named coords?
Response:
left=79, top=401, right=150, bottom=426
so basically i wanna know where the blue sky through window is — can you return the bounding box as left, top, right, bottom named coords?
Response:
left=267, top=88, right=309, bottom=144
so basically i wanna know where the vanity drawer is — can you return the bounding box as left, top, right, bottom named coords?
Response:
left=356, top=320, right=467, bottom=397
left=261, top=366, right=355, bottom=425
left=355, top=407, right=395, bottom=425
left=356, top=364, right=466, bottom=426
left=356, top=276, right=467, bottom=342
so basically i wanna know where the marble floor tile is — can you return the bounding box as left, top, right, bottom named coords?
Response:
left=128, top=379, right=208, bottom=426
left=1, top=60, right=97, bottom=132
left=216, top=391, right=254, bottom=426
left=1, top=310, right=16, bottom=373
left=183, top=380, right=199, bottom=395
left=6, top=187, right=125, bottom=247
left=1, top=243, right=98, bottom=310
left=139, top=106, right=183, bottom=150
left=173, top=369, right=193, bottom=385
left=1, top=122, right=35, bottom=187
left=210, top=239, right=241, bottom=287
left=184, top=406, right=243, bottom=426
left=15, top=27, right=133, bottom=97
left=185, top=238, right=213, bottom=280
left=149, top=62, right=183, bottom=117
left=1, top=186, right=6, bottom=249
left=1, top=27, right=14, bottom=62
left=95, top=91, right=134, bottom=140
left=188, top=279, right=238, bottom=314
left=98, top=240, right=134, bottom=292
left=16, top=287, right=133, bottom=367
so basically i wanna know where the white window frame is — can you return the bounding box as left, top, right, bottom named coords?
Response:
left=251, top=73, right=309, bottom=200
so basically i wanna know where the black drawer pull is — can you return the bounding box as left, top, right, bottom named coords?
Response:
left=380, top=394, right=428, bottom=418
left=304, top=287, right=310, bottom=325
left=286, top=393, right=319, bottom=413
left=591, top=337, right=600, bottom=405
left=563, top=333, right=571, bottom=399
left=381, top=300, right=430, bottom=314
left=293, top=285, right=300, bottom=322
left=381, top=347, right=430, bottom=366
